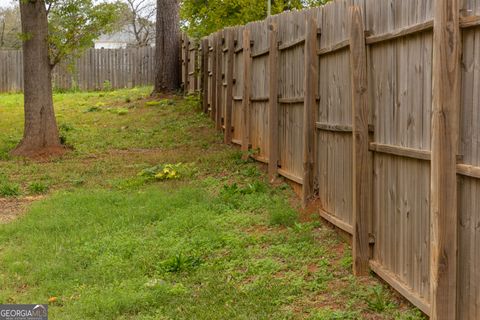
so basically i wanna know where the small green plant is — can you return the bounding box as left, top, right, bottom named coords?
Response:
left=102, top=80, right=113, bottom=91
left=221, top=181, right=267, bottom=196
left=241, top=166, right=261, bottom=178
left=340, top=252, right=353, bottom=270
left=146, top=99, right=174, bottom=107
left=160, top=253, right=202, bottom=273
left=125, top=97, right=131, bottom=103
left=138, top=163, right=192, bottom=181
left=59, top=123, right=74, bottom=132
left=59, top=123, right=74, bottom=146
left=0, top=182, right=20, bottom=197
left=146, top=101, right=161, bottom=107
left=28, top=182, right=49, bottom=194
left=366, top=285, right=395, bottom=312
left=84, top=106, right=101, bottom=113
left=184, top=94, right=200, bottom=105
left=113, top=108, right=129, bottom=116
left=269, top=205, right=298, bottom=226
left=313, top=309, right=360, bottom=320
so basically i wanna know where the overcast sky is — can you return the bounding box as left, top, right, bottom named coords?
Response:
left=0, top=0, right=15, bottom=8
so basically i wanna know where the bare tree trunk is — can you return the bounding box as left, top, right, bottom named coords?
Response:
left=12, top=0, right=64, bottom=157
left=152, top=0, right=180, bottom=94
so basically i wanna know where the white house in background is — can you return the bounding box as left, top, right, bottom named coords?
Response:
left=94, top=26, right=155, bottom=49
left=95, top=30, right=134, bottom=49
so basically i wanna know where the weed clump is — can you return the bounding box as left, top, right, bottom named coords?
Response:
left=146, top=99, right=175, bottom=107
left=28, top=182, right=49, bottom=195
left=84, top=106, right=101, bottom=113
left=160, top=253, right=202, bottom=273
left=0, top=182, right=20, bottom=197
left=138, top=163, right=194, bottom=181
left=366, top=286, right=396, bottom=312
left=59, top=123, right=75, bottom=146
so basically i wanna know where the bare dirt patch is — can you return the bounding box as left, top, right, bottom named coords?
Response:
left=0, top=196, right=42, bottom=224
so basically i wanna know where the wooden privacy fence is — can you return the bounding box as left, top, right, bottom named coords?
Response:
left=183, top=0, right=480, bottom=318
left=0, top=47, right=155, bottom=92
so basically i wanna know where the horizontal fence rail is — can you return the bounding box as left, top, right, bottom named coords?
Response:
left=0, top=47, right=155, bottom=92
left=183, top=0, right=480, bottom=318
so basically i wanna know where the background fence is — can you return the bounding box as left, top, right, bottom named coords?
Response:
left=182, top=0, right=480, bottom=318
left=0, top=47, right=155, bottom=92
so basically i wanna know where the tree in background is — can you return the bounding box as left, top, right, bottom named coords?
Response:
left=152, top=0, right=180, bottom=94
left=0, top=6, right=21, bottom=49
left=13, top=0, right=121, bottom=157
left=180, top=0, right=331, bottom=38
left=124, top=0, right=156, bottom=47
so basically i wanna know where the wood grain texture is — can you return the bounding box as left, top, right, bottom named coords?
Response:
left=210, top=34, right=218, bottom=122
left=370, top=260, right=431, bottom=315
left=224, top=29, right=234, bottom=144
left=430, top=0, right=460, bottom=318
left=302, top=16, right=319, bottom=206
left=268, top=22, right=279, bottom=182
left=201, top=39, right=209, bottom=113
left=350, top=5, right=370, bottom=276
left=369, top=143, right=431, bottom=161
left=241, top=28, right=252, bottom=160
left=215, top=32, right=223, bottom=130
left=366, top=19, right=433, bottom=45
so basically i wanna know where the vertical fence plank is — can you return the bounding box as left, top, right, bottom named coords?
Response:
left=184, top=36, right=189, bottom=92
left=225, top=29, right=235, bottom=144
left=193, top=43, right=199, bottom=92
left=350, top=6, right=370, bottom=276
left=211, top=34, right=218, bottom=121
left=302, top=17, right=318, bottom=205
left=215, top=33, right=223, bottom=130
left=431, top=0, right=460, bottom=318
left=268, top=22, right=279, bottom=182
left=242, top=28, right=252, bottom=159
left=202, top=39, right=209, bottom=113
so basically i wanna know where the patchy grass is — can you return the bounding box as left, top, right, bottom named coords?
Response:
left=0, top=88, right=425, bottom=319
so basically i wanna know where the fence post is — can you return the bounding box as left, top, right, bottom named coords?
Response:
left=215, top=32, right=223, bottom=131
left=225, top=28, right=234, bottom=144
left=431, top=0, right=460, bottom=318
left=302, top=17, right=318, bottom=206
left=183, top=35, right=190, bottom=93
left=268, top=21, right=279, bottom=183
left=349, top=6, right=370, bottom=276
left=201, top=38, right=209, bottom=113
left=211, top=35, right=217, bottom=121
left=241, top=27, right=252, bottom=160
left=193, top=43, right=199, bottom=92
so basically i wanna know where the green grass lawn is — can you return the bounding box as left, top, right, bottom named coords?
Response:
left=0, top=88, right=425, bottom=319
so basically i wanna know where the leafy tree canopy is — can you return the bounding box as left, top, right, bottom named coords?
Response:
left=180, top=0, right=330, bottom=38
left=0, top=6, right=21, bottom=49
left=45, top=0, right=125, bottom=66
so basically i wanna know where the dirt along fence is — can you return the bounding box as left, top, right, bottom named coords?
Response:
left=182, top=0, right=480, bottom=318
left=0, top=46, right=155, bottom=93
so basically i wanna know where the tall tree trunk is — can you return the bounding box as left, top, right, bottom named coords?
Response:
left=152, top=0, right=180, bottom=94
left=12, top=0, right=63, bottom=157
